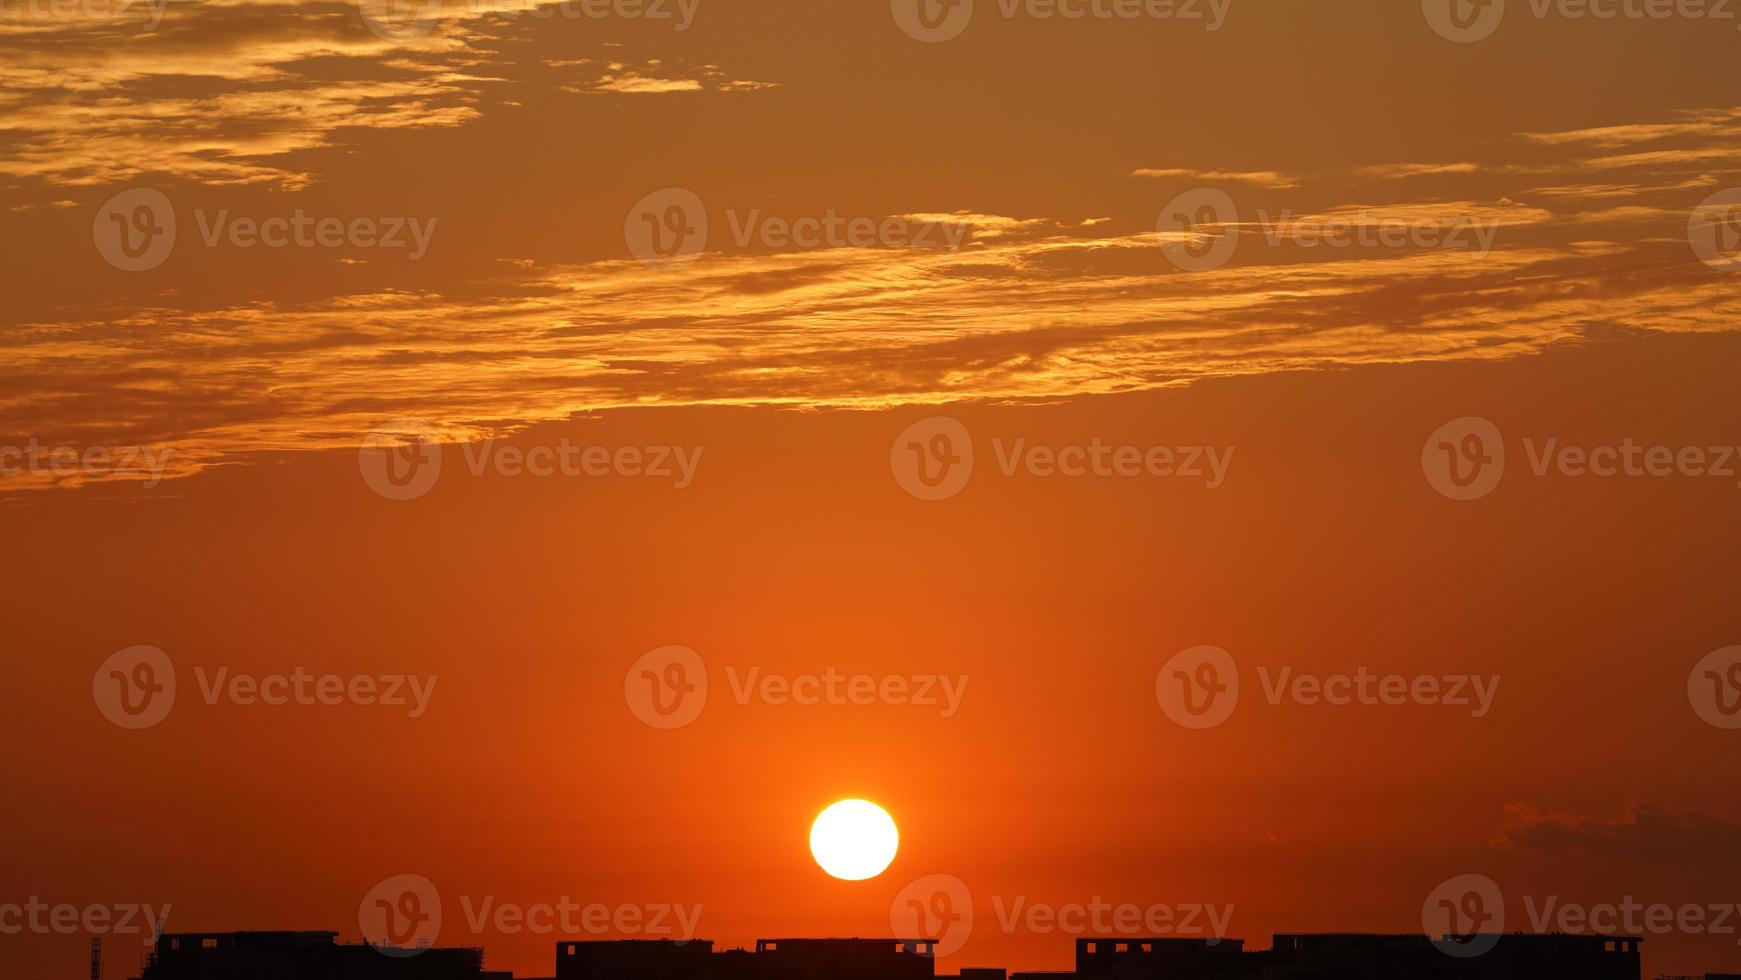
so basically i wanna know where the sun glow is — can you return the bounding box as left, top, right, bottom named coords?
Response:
left=809, top=800, right=899, bottom=881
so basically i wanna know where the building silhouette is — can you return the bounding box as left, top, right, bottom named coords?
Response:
left=558, top=938, right=937, bottom=980
left=128, top=929, right=1687, bottom=980
left=553, top=934, right=1643, bottom=979
left=133, top=931, right=512, bottom=980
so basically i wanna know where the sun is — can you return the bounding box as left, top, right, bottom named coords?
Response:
left=809, top=799, right=899, bottom=881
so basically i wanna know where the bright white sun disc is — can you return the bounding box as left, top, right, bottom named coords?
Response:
left=809, top=799, right=899, bottom=881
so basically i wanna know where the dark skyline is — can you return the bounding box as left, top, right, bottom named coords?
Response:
left=125, top=929, right=1672, bottom=980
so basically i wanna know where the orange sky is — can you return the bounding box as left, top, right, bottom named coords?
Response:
left=3, top=1, right=1741, bottom=978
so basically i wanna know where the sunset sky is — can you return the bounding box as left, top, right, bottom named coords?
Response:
left=4, top=0, right=1741, bottom=978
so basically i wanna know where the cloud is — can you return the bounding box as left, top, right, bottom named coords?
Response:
left=1524, top=177, right=1720, bottom=200
left=1136, top=104, right=1741, bottom=200
left=557, top=59, right=780, bottom=95
left=1518, top=106, right=1741, bottom=148
left=7, top=197, right=1737, bottom=490
left=0, top=0, right=772, bottom=187
left=1249, top=200, right=1553, bottom=232
left=1131, top=168, right=1299, bottom=188
left=0, top=1, right=493, bottom=187
left=1495, top=802, right=1741, bottom=866
left=1355, top=162, right=1482, bottom=180
left=7, top=102, right=1741, bottom=491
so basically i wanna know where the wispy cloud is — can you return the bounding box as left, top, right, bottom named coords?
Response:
left=1519, top=106, right=1741, bottom=148
left=7, top=200, right=1737, bottom=489
left=1355, top=161, right=1482, bottom=180
left=8, top=90, right=1741, bottom=491
left=1131, top=168, right=1299, bottom=188
left=558, top=59, right=780, bottom=95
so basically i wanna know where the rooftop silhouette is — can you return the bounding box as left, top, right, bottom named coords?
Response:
left=124, top=928, right=1689, bottom=980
